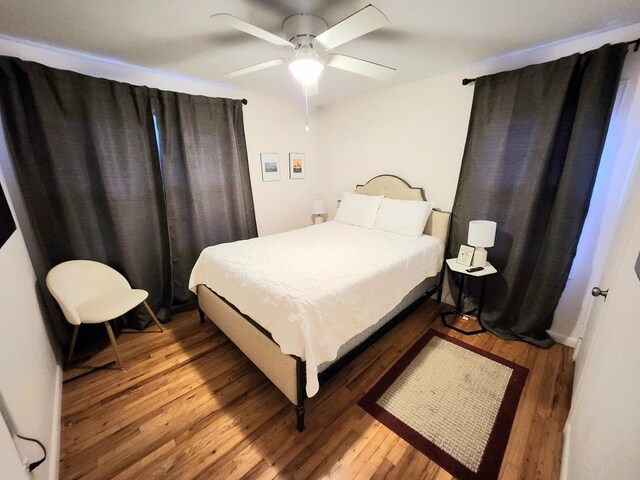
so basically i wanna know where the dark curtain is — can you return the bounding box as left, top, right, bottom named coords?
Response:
left=450, top=43, right=627, bottom=347
left=0, top=56, right=172, bottom=336
left=0, top=182, right=15, bottom=247
left=154, top=91, right=257, bottom=309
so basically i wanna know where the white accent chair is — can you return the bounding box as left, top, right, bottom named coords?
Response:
left=46, top=260, right=164, bottom=370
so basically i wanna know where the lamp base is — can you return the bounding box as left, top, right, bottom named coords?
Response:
left=472, top=247, right=487, bottom=267
left=313, top=215, right=324, bottom=225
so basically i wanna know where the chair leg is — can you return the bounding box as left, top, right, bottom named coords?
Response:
left=142, top=301, right=164, bottom=333
left=67, top=325, right=80, bottom=365
left=105, top=321, right=124, bottom=370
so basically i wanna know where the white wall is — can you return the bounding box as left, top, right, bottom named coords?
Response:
left=317, top=23, right=640, bottom=343
left=0, top=162, right=60, bottom=480
left=0, top=35, right=321, bottom=236
left=0, top=413, right=29, bottom=480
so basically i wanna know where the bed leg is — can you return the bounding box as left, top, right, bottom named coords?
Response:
left=198, top=307, right=205, bottom=324
left=295, top=357, right=306, bottom=432
left=295, top=403, right=305, bottom=432
left=436, top=265, right=447, bottom=303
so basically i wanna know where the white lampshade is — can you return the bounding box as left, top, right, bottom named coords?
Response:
left=468, top=220, right=497, bottom=248
left=289, top=59, right=324, bottom=86
left=311, top=199, right=327, bottom=215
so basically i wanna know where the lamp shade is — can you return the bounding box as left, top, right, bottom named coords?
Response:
left=311, top=199, right=327, bottom=215
left=289, top=59, right=324, bottom=86
left=468, top=220, right=497, bottom=248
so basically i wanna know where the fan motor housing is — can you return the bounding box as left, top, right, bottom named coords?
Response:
left=283, top=13, right=328, bottom=46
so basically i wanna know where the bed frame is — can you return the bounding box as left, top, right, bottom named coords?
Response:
left=197, top=174, right=451, bottom=431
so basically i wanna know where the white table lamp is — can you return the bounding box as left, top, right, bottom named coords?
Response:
left=468, top=220, right=497, bottom=267
left=311, top=199, right=327, bottom=224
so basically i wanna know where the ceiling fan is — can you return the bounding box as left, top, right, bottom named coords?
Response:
left=211, top=4, right=396, bottom=94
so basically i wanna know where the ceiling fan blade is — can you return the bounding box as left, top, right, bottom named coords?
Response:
left=326, top=54, right=396, bottom=81
left=315, top=5, right=388, bottom=50
left=223, top=59, right=285, bottom=79
left=211, top=14, right=293, bottom=47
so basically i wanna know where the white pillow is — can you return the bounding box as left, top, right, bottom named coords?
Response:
left=374, top=198, right=433, bottom=236
left=334, top=191, right=383, bottom=228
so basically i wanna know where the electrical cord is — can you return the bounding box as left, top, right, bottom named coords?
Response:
left=442, top=277, right=476, bottom=313
left=442, top=289, right=454, bottom=305
left=15, top=434, right=46, bottom=472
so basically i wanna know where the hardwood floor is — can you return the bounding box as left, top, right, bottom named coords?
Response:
left=60, top=300, right=574, bottom=479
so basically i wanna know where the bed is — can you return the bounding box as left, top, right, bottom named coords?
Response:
left=189, top=175, right=451, bottom=431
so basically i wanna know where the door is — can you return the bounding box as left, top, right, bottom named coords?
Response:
left=562, top=150, right=640, bottom=479
left=571, top=48, right=640, bottom=388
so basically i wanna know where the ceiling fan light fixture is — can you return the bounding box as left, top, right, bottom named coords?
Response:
left=289, top=58, right=324, bottom=86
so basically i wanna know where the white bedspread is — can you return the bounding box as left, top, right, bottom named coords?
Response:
left=189, top=221, right=444, bottom=397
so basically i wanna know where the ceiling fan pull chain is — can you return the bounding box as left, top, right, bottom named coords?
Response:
left=305, top=85, right=310, bottom=132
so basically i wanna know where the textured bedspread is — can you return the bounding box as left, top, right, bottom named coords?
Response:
left=189, top=221, right=443, bottom=396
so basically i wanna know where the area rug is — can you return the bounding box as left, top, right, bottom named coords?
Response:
left=358, top=330, right=528, bottom=480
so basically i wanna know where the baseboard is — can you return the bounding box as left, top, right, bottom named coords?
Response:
left=548, top=330, right=578, bottom=348
left=48, top=363, right=62, bottom=480
left=560, top=421, right=571, bottom=480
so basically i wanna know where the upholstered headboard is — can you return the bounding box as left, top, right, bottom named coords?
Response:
left=354, top=174, right=451, bottom=246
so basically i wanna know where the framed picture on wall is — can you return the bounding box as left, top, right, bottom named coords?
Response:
left=289, top=153, right=305, bottom=179
left=260, top=153, right=280, bottom=182
left=0, top=182, right=16, bottom=248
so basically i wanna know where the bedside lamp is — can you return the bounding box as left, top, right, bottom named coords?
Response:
left=468, top=220, right=497, bottom=267
left=311, top=199, right=327, bottom=224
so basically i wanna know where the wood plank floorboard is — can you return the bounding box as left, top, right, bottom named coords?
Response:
left=60, top=300, right=573, bottom=479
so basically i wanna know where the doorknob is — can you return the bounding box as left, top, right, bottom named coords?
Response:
left=591, top=287, right=609, bottom=299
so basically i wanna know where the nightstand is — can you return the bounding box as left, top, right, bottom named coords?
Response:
left=441, top=258, right=497, bottom=335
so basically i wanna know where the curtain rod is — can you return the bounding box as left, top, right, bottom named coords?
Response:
left=461, top=37, right=640, bottom=86
left=242, top=98, right=248, bottom=105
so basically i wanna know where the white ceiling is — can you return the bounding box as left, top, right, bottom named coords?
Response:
left=0, top=0, right=639, bottom=105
